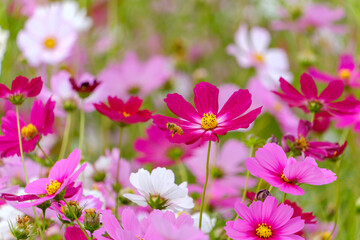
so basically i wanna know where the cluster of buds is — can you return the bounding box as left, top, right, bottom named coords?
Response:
left=83, top=208, right=101, bottom=233
left=9, top=215, right=32, bottom=240
left=62, top=200, right=84, bottom=222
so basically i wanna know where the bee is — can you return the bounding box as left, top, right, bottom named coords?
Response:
left=166, top=123, right=183, bottom=137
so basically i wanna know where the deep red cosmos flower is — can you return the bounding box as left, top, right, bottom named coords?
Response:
left=0, top=98, right=55, bottom=157
left=0, top=76, right=43, bottom=105
left=273, top=73, right=359, bottom=115
left=152, top=82, right=262, bottom=144
left=69, top=76, right=100, bottom=99
left=94, top=96, right=152, bottom=125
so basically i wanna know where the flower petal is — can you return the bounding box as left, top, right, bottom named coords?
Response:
left=300, top=73, right=318, bottom=99
left=193, top=82, right=219, bottom=115
left=164, top=93, right=201, bottom=122
left=217, top=89, right=252, bottom=122
left=319, top=80, right=344, bottom=102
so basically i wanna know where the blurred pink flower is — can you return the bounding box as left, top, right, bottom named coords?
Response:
left=245, top=143, right=337, bottom=195
left=153, top=82, right=262, bottom=144
left=135, top=125, right=196, bottom=167
left=227, top=24, right=292, bottom=89
left=309, top=54, right=360, bottom=88
left=272, top=4, right=345, bottom=33
left=273, top=73, right=360, bottom=116
left=225, top=196, right=305, bottom=239
left=0, top=98, right=55, bottom=157
left=98, top=52, right=173, bottom=100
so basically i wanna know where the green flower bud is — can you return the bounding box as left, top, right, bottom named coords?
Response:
left=9, top=215, right=32, bottom=240
left=83, top=208, right=101, bottom=233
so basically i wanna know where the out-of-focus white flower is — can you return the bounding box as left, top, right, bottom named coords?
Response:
left=0, top=27, right=9, bottom=74
left=227, top=24, right=293, bottom=89
left=192, top=212, right=216, bottom=233
left=0, top=205, right=23, bottom=240
left=123, top=167, right=194, bottom=212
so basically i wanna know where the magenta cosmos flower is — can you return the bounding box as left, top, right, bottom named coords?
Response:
left=153, top=82, right=262, bottom=144
left=0, top=98, right=55, bottom=157
left=94, top=96, right=152, bottom=125
left=245, top=143, right=336, bottom=195
left=135, top=125, right=196, bottom=167
left=18, top=149, right=86, bottom=208
left=282, top=120, right=344, bottom=161
left=273, top=73, right=359, bottom=115
left=225, top=196, right=305, bottom=240
left=0, top=76, right=42, bottom=105
left=309, top=54, right=360, bottom=88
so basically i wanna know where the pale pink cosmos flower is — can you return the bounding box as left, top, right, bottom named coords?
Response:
left=245, top=143, right=336, bottom=195
left=98, top=52, right=173, bottom=100
left=225, top=196, right=305, bottom=240
left=227, top=24, right=292, bottom=89
left=17, top=8, right=77, bottom=67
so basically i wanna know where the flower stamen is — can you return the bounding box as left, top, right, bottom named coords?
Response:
left=201, top=113, right=217, bottom=130
left=256, top=223, right=272, bottom=238
left=46, top=179, right=61, bottom=195
left=21, top=123, right=38, bottom=139
left=339, top=69, right=351, bottom=80
left=43, top=37, right=57, bottom=49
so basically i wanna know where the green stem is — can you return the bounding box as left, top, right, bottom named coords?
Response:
left=59, top=112, right=72, bottom=159
left=15, top=106, right=45, bottom=240
left=175, top=158, right=188, bottom=183
left=282, top=193, right=287, bottom=203
left=268, top=186, right=273, bottom=192
left=310, top=112, right=315, bottom=123
left=37, top=142, right=54, bottom=165
left=79, top=105, right=85, bottom=153
left=199, top=141, right=212, bottom=229
left=256, top=179, right=263, bottom=193
left=114, top=126, right=124, bottom=219
left=63, top=198, right=91, bottom=240
left=241, top=145, right=255, bottom=203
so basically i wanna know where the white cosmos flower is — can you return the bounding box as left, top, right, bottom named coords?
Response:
left=0, top=27, right=9, bottom=75
left=192, top=212, right=216, bottom=233
left=123, top=167, right=194, bottom=212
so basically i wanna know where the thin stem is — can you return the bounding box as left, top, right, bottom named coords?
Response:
left=63, top=198, right=91, bottom=240
left=79, top=104, right=85, bottom=153
left=282, top=193, right=287, bottom=203
left=241, top=145, right=255, bottom=203
left=175, top=158, right=188, bottom=183
left=256, top=179, right=263, bottom=193
left=114, top=126, right=124, bottom=219
left=37, top=142, right=55, bottom=165
left=59, top=112, right=72, bottom=159
left=310, top=112, right=315, bottom=123
left=15, top=106, right=44, bottom=240
left=199, top=141, right=212, bottom=229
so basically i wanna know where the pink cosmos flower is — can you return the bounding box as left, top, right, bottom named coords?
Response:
left=17, top=149, right=87, bottom=208
left=98, top=52, right=173, bottom=100
left=135, top=125, right=196, bottom=167
left=309, top=54, right=360, bottom=88
left=284, top=200, right=316, bottom=236
left=94, top=96, right=152, bottom=125
left=0, top=98, right=55, bottom=157
left=272, top=3, right=345, bottom=33
left=0, top=76, right=42, bottom=105
left=225, top=196, right=305, bottom=240
left=335, top=106, right=360, bottom=132
left=17, top=6, right=78, bottom=67
left=101, top=208, right=208, bottom=240
left=65, top=225, right=88, bottom=240
left=273, top=73, right=360, bottom=115
left=153, top=82, right=262, bottom=144
left=282, top=120, right=343, bottom=160
left=227, top=24, right=292, bottom=89
left=245, top=143, right=337, bottom=195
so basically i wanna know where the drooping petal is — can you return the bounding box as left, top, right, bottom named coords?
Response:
left=193, top=82, right=219, bottom=115
left=0, top=84, right=11, bottom=98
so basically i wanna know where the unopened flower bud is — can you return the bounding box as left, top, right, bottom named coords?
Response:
left=10, top=215, right=32, bottom=240
left=62, top=200, right=83, bottom=222
left=297, top=50, right=317, bottom=68
left=267, top=135, right=279, bottom=144
left=255, top=189, right=271, bottom=201
left=93, top=170, right=106, bottom=182
left=83, top=208, right=101, bottom=233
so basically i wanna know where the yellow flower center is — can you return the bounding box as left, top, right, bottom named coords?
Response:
left=296, top=135, right=308, bottom=151
left=201, top=113, right=218, bottom=130
left=274, top=102, right=282, bottom=111
left=43, top=37, right=57, bottom=49
left=46, top=179, right=61, bottom=195
left=281, top=173, right=291, bottom=183
left=21, top=124, right=38, bottom=139
left=256, top=223, right=272, bottom=238
left=137, top=236, right=145, bottom=240
left=339, top=69, right=351, bottom=80
left=123, top=112, right=131, bottom=117
left=319, top=231, right=332, bottom=240
left=254, top=53, right=264, bottom=63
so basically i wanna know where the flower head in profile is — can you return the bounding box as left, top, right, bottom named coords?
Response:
left=123, top=167, right=194, bottom=212
left=245, top=143, right=337, bottom=195
left=0, top=76, right=42, bottom=105
left=153, top=82, right=262, bottom=144
left=69, top=75, right=100, bottom=99
left=94, top=96, right=152, bottom=125
left=225, top=196, right=305, bottom=240
left=0, top=98, right=55, bottom=157
left=273, top=73, right=360, bottom=115
left=309, top=54, right=360, bottom=88
left=17, top=149, right=86, bottom=208
left=135, top=125, right=196, bottom=167
left=227, top=24, right=292, bottom=89
left=282, top=120, right=344, bottom=160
